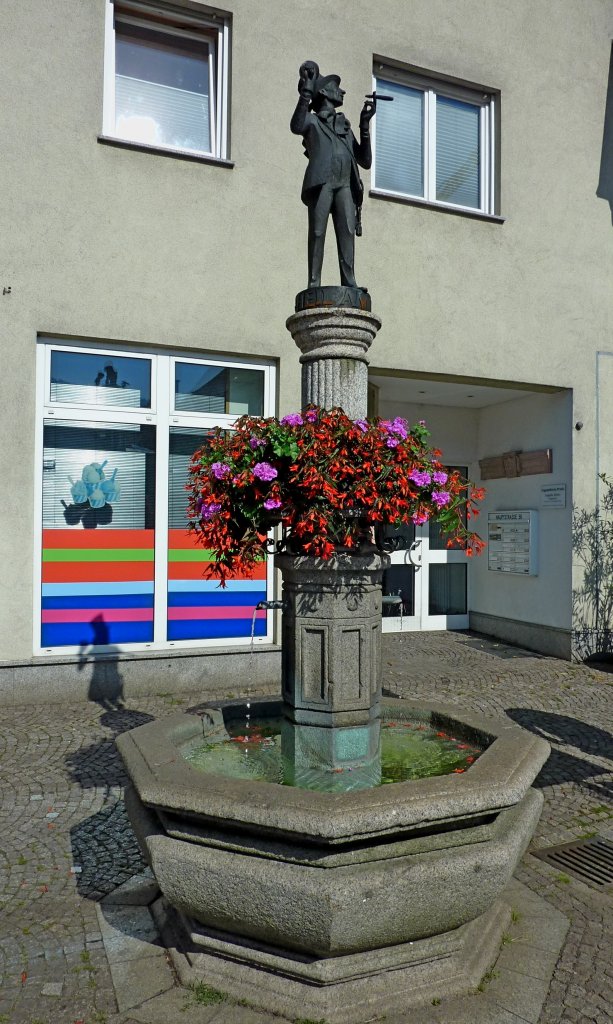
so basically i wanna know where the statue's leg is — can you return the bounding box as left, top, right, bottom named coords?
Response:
left=331, top=186, right=357, bottom=287
left=307, top=185, right=333, bottom=288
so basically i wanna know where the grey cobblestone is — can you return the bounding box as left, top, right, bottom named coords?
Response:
left=0, top=631, right=611, bottom=1023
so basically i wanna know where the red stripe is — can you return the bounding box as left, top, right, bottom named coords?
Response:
left=168, top=561, right=267, bottom=581
left=43, top=529, right=155, bottom=549
left=42, top=562, right=155, bottom=583
left=168, top=529, right=201, bottom=550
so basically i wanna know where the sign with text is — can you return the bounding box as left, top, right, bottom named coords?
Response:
left=540, top=484, right=566, bottom=509
left=487, top=510, right=538, bottom=576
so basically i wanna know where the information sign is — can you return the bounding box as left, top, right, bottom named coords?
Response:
left=487, top=510, right=538, bottom=576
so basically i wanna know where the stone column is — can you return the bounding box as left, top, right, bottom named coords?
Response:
left=286, top=306, right=381, bottom=419
left=276, top=548, right=389, bottom=727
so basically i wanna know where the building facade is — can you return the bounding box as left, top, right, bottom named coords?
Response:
left=2, top=0, right=613, bottom=702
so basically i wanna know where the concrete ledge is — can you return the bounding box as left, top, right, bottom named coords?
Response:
left=469, top=612, right=571, bottom=660
left=0, top=645, right=281, bottom=705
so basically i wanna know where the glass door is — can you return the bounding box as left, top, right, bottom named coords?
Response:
left=380, top=467, right=470, bottom=633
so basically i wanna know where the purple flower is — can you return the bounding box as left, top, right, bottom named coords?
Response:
left=433, top=470, right=448, bottom=485
left=305, top=409, right=318, bottom=422
left=263, top=498, right=282, bottom=511
left=380, top=420, right=392, bottom=433
left=418, top=419, right=426, bottom=426
left=386, top=437, right=400, bottom=448
left=432, top=490, right=451, bottom=507
left=409, top=469, right=432, bottom=487
left=280, top=413, right=304, bottom=427
left=252, top=461, right=278, bottom=481
left=391, top=417, right=408, bottom=439
left=201, top=502, right=222, bottom=520
left=211, top=462, right=230, bottom=480
left=354, top=418, right=368, bottom=432
left=249, top=436, right=265, bottom=450
left=412, top=512, right=429, bottom=525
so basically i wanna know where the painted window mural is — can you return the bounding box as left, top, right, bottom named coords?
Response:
left=38, top=343, right=273, bottom=653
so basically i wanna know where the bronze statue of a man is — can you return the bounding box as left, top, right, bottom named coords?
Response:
left=291, top=61, right=375, bottom=290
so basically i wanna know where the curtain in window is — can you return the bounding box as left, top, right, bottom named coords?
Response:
left=375, top=81, right=424, bottom=196
left=436, top=97, right=480, bottom=208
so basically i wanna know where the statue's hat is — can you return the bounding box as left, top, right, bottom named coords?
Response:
left=315, top=73, right=341, bottom=93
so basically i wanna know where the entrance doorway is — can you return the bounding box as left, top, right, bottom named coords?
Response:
left=379, top=467, right=469, bottom=633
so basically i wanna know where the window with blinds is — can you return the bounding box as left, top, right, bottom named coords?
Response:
left=37, top=342, right=274, bottom=653
left=103, top=1, right=230, bottom=159
left=373, top=67, right=496, bottom=215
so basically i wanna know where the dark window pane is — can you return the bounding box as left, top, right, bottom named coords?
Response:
left=174, top=363, right=264, bottom=416
left=382, top=565, right=415, bottom=617
left=428, top=564, right=467, bottom=615
left=50, top=351, right=151, bottom=409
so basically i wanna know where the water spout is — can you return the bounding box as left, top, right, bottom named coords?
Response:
left=256, top=599, right=285, bottom=610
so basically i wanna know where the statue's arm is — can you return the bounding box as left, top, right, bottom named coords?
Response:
left=354, top=98, right=375, bottom=169
left=290, top=94, right=311, bottom=135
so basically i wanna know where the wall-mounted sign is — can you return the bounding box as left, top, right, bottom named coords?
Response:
left=479, top=449, right=552, bottom=480
left=540, top=484, right=566, bottom=509
left=487, top=510, right=538, bottom=576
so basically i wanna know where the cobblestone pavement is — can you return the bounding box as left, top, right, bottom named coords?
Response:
left=0, top=631, right=612, bottom=1024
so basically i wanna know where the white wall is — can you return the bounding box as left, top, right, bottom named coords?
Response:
left=470, top=392, right=572, bottom=629
left=378, top=390, right=572, bottom=631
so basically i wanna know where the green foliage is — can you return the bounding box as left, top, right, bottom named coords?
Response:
left=186, top=981, right=228, bottom=1006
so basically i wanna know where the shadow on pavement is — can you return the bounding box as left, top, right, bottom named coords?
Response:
left=506, top=708, right=613, bottom=798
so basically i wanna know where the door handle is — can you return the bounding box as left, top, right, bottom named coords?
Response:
left=408, top=540, right=422, bottom=567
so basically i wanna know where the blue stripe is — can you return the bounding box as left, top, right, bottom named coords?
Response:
left=167, top=619, right=267, bottom=641
left=41, top=622, right=154, bottom=647
left=168, top=591, right=266, bottom=608
left=168, top=580, right=264, bottom=593
left=42, top=582, right=155, bottom=597
left=42, top=594, right=154, bottom=610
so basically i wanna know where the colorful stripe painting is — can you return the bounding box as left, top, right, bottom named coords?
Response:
left=167, top=529, right=267, bottom=641
left=41, top=529, right=154, bottom=647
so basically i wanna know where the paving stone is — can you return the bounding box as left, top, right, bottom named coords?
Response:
left=109, top=951, right=174, bottom=1011
left=0, top=631, right=611, bottom=1023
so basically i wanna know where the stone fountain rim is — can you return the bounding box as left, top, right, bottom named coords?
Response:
left=116, top=697, right=550, bottom=843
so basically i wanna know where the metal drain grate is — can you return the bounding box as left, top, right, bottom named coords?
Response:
left=533, top=837, right=613, bottom=889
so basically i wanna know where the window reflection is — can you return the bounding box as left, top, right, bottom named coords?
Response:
left=50, top=351, right=151, bottom=409
left=175, top=363, right=264, bottom=416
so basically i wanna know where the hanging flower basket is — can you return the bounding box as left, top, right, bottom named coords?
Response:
left=187, top=407, right=485, bottom=584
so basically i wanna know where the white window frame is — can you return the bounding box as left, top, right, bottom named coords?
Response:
left=103, top=0, right=230, bottom=160
left=372, top=65, right=496, bottom=216
left=34, top=340, right=275, bottom=656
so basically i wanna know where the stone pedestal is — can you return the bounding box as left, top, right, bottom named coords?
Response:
left=286, top=305, right=381, bottom=419
left=276, top=548, right=389, bottom=726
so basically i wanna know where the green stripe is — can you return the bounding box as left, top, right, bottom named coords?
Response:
left=168, top=549, right=215, bottom=562
left=43, top=549, right=154, bottom=562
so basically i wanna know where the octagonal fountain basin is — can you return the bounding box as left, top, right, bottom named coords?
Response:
left=117, top=698, right=549, bottom=961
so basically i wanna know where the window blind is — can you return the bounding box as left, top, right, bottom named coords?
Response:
left=115, top=74, right=211, bottom=152
left=375, top=80, right=424, bottom=197
left=435, top=96, right=480, bottom=209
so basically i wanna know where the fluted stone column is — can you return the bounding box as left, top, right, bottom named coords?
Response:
left=286, top=306, right=381, bottom=419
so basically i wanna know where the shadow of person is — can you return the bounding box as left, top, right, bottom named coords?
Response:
left=78, top=614, right=126, bottom=710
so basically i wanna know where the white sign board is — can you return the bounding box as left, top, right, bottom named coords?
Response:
left=540, top=484, right=566, bottom=509
left=487, top=510, right=538, bottom=576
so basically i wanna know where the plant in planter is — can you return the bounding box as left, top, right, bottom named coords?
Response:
left=187, top=407, right=485, bottom=583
